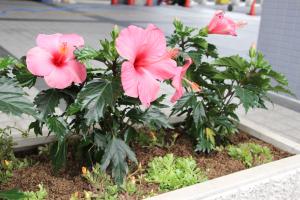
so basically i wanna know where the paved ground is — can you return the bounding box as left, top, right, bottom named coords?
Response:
left=0, top=0, right=299, bottom=147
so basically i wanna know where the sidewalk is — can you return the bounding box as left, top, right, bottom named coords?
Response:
left=0, top=0, right=299, bottom=149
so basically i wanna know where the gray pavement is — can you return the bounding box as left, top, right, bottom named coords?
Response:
left=0, top=0, right=299, bottom=147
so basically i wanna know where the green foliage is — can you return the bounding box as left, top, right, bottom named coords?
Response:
left=81, top=163, right=119, bottom=200
left=168, top=20, right=292, bottom=153
left=23, top=184, right=48, bottom=200
left=101, top=137, right=138, bottom=185
left=0, top=184, right=47, bottom=200
left=0, top=127, right=31, bottom=184
left=227, top=143, right=273, bottom=167
left=0, top=77, right=35, bottom=117
left=145, top=154, right=207, bottom=191
left=0, top=189, right=27, bottom=200
left=76, top=79, right=118, bottom=125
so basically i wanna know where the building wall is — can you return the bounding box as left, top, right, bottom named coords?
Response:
left=258, top=0, right=300, bottom=100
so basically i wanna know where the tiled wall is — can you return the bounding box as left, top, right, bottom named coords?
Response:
left=258, top=0, right=300, bottom=99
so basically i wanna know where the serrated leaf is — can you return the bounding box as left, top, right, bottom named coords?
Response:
left=77, top=79, right=117, bottom=124
left=172, top=93, right=197, bottom=114
left=0, top=56, right=16, bottom=70
left=268, top=70, right=288, bottom=85
left=141, top=107, right=172, bottom=129
left=46, top=117, right=69, bottom=142
left=34, top=89, right=62, bottom=119
left=0, top=77, right=35, bottom=116
left=94, top=131, right=107, bottom=150
left=205, top=128, right=215, bottom=145
left=124, top=127, right=137, bottom=144
left=50, top=140, right=67, bottom=172
left=193, top=101, right=206, bottom=125
left=29, top=120, right=43, bottom=136
left=235, top=86, right=259, bottom=112
left=12, top=66, right=36, bottom=88
left=213, top=55, right=250, bottom=71
left=0, top=189, right=27, bottom=199
left=101, top=137, right=137, bottom=185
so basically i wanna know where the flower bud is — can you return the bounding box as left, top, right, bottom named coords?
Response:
left=4, top=160, right=11, bottom=167
left=249, top=42, right=257, bottom=58
left=82, top=166, right=87, bottom=175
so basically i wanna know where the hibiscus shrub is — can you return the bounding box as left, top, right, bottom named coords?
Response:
left=168, top=17, right=292, bottom=153
left=0, top=11, right=292, bottom=185
left=0, top=25, right=179, bottom=185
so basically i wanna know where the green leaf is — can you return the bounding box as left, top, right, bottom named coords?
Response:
left=124, top=127, right=138, bottom=144
left=193, top=101, right=206, bottom=125
left=34, top=89, right=62, bottom=119
left=172, top=93, right=197, bottom=113
left=205, top=128, right=215, bottom=145
left=101, top=137, right=137, bottom=185
left=74, top=47, right=100, bottom=61
left=93, top=131, right=107, bottom=150
left=46, top=117, right=68, bottom=171
left=0, top=189, right=27, bottom=199
left=12, top=66, right=36, bottom=88
left=50, top=140, right=67, bottom=172
left=46, top=117, right=69, bottom=142
left=0, top=77, right=35, bottom=116
left=77, top=80, right=116, bottom=124
left=141, top=107, right=172, bottom=129
left=29, top=120, right=43, bottom=136
left=213, top=55, right=250, bottom=71
left=270, top=85, right=294, bottom=96
left=0, top=57, right=16, bottom=70
left=268, top=70, right=288, bottom=85
left=235, top=86, right=259, bottom=112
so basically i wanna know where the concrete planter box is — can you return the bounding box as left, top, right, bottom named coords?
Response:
left=148, top=155, right=300, bottom=200
left=146, top=117, right=300, bottom=200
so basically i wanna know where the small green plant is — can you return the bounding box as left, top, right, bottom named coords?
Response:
left=23, top=184, right=48, bottom=200
left=0, top=184, right=47, bottom=200
left=0, top=127, right=31, bottom=184
left=81, top=164, right=119, bottom=200
left=145, top=154, right=207, bottom=191
left=227, top=143, right=273, bottom=168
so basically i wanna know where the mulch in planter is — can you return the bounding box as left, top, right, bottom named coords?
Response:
left=0, top=131, right=292, bottom=200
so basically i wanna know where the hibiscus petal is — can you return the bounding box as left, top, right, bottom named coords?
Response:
left=36, top=33, right=62, bottom=53
left=116, top=25, right=146, bottom=61
left=144, top=24, right=167, bottom=59
left=59, top=34, right=84, bottom=47
left=207, top=10, right=224, bottom=32
left=137, top=68, right=160, bottom=107
left=44, top=67, right=73, bottom=89
left=121, top=61, right=139, bottom=98
left=171, top=67, right=184, bottom=91
left=64, top=60, right=87, bottom=84
left=59, top=34, right=85, bottom=58
left=171, top=87, right=183, bottom=103
left=26, top=47, right=55, bottom=76
left=144, top=58, right=177, bottom=81
left=171, top=58, right=192, bottom=103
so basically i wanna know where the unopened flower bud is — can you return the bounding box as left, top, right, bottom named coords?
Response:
left=82, top=166, right=87, bottom=175
left=4, top=160, right=11, bottom=167
left=249, top=42, right=257, bottom=58
left=190, top=82, right=202, bottom=93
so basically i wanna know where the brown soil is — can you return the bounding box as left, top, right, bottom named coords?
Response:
left=0, top=131, right=292, bottom=200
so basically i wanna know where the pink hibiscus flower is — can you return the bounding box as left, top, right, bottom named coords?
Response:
left=171, top=58, right=193, bottom=103
left=26, top=33, right=86, bottom=89
left=207, top=10, right=247, bottom=36
left=116, top=24, right=177, bottom=107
